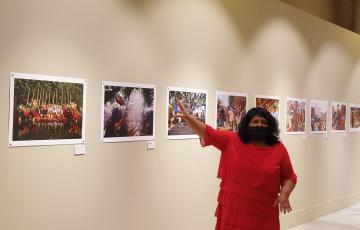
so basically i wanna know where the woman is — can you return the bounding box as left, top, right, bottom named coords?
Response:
left=176, top=100, right=297, bottom=230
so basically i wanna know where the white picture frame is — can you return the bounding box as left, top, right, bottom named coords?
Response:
left=349, top=103, right=360, bottom=132
left=101, top=81, right=156, bottom=142
left=166, top=86, right=208, bottom=139
left=215, top=91, right=247, bottom=131
left=285, top=97, right=306, bottom=135
left=8, top=72, right=87, bottom=147
left=310, top=100, right=328, bottom=134
left=331, top=101, right=347, bottom=133
left=255, top=94, right=281, bottom=121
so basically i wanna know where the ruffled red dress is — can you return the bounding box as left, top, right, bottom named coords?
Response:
left=201, top=125, right=297, bottom=230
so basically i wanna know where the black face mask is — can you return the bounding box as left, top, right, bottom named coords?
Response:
left=247, top=126, right=269, bottom=141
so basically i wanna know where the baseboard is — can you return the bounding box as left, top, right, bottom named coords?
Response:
left=280, top=192, right=360, bottom=230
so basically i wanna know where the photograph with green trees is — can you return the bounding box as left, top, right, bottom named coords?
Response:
left=9, top=73, right=86, bottom=147
left=167, top=87, right=207, bottom=139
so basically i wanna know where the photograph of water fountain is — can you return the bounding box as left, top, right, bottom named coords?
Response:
left=101, top=81, right=155, bottom=142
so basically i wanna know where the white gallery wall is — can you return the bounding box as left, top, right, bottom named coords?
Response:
left=0, top=0, right=360, bottom=229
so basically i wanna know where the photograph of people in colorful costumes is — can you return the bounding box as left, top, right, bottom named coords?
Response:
left=12, top=78, right=84, bottom=141
left=310, top=100, right=327, bottom=133
left=286, top=98, right=306, bottom=134
left=216, top=92, right=247, bottom=132
left=255, top=96, right=280, bottom=121
left=331, top=102, right=346, bottom=132
left=350, top=104, right=360, bottom=132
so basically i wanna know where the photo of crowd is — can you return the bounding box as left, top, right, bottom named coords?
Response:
left=10, top=75, right=85, bottom=145
left=286, top=98, right=306, bottom=133
left=167, top=88, right=207, bottom=138
left=331, top=102, right=346, bottom=132
left=102, top=82, right=155, bottom=141
left=255, top=96, right=280, bottom=120
left=310, top=100, right=327, bottom=133
left=350, top=104, right=360, bottom=131
left=216, top=92, right=247, bottom=131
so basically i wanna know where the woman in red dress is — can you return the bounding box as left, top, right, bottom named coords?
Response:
left=176, top=100, right=297, bottom=230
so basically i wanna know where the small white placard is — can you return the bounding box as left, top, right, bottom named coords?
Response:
left=343, top=132, right=347, bottom=138
left=147, top=141, right=155, bottom=150
left=74, top=144, right=86, bottom=155
left=302, top=134, right=307, bottom=140
left=323, top=133, right=328, bottom=139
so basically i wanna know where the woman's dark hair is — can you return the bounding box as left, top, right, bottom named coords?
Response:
left=238, top=107, right=280, bottom=146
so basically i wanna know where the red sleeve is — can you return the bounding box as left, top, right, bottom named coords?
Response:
left=279, top=143, right=297, bottom=184
left=200, top=124, right=233, bottom=151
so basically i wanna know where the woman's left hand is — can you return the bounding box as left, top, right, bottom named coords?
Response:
left=273, top=193, right=292, bottom=214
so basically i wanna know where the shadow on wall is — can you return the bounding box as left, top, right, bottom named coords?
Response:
left=128, top=0, right=245, bottom=87
left=346, top=58, right=360, bottom=100
left=304, top=42, right=353, bottom=100
left=249, top=18, right=311, bottom=96
left=118, top=0, right=150, bottom=10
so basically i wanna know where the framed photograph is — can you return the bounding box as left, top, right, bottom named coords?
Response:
left=166, top=87, right=207, bottom=139
left=285, top=97, right=306, bottom=134
left=101, top=81, right=155, bottom=142
left=255, top=95, right=280, bottom=121
left=216, top=91, right=247, bottom=131
left=9, top=72, right=87, bottom=147
left=350, top=103, right=360, bottom=132
left=331, top=102, right=346, bottom=132
left=310, top=100, right=328, bottom=133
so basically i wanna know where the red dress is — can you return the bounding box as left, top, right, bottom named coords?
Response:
left=201, top=125, right=297, bottom=230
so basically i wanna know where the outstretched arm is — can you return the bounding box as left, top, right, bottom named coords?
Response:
left=175, top=99, right=206, bottom=138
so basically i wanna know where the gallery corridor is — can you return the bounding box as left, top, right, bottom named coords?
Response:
left=290, top=204, right=360, bottom=230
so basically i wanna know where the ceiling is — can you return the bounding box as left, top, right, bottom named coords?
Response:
left=279, top=0, right=360, bottom=34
